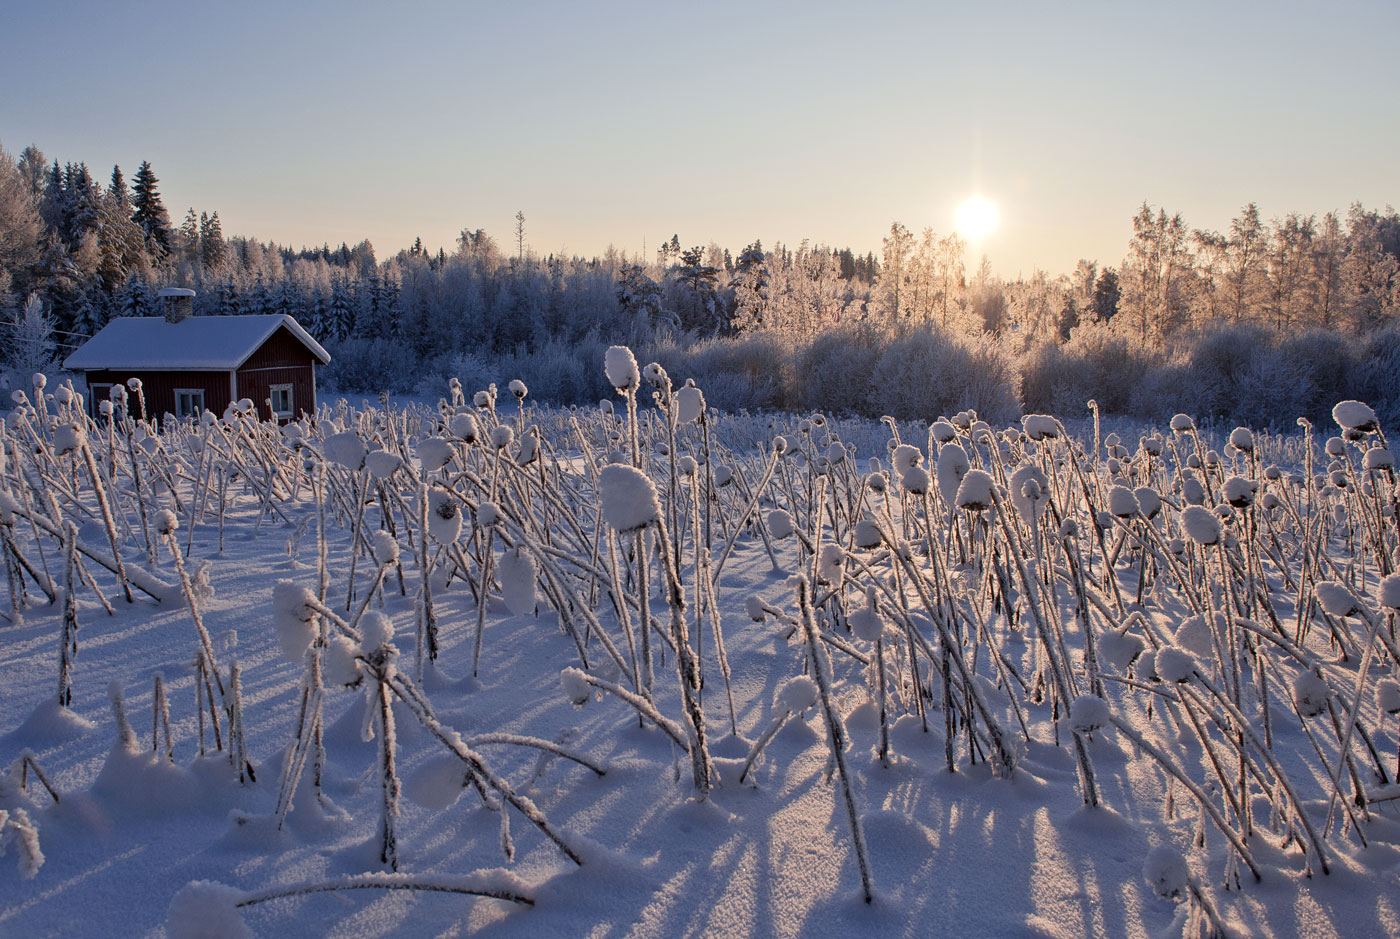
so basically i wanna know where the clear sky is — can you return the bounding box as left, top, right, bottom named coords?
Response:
left=3, top=0, right=1396, bottom=276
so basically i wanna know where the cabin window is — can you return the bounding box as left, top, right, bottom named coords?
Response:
left=89, top=384, right=112, bottom=416
left=269, top=384, right=294, bottom=418
left=174, top=389, right=205, bottom=420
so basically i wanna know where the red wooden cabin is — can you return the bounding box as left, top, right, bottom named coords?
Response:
left=63, top=295, right=331, bottom=424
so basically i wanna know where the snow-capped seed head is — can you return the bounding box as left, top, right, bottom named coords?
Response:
left=1010, top=464, right=1049, bottom=524
left=1169, top=413, right=1194, bottom=433
left=1180, top=505, right=1222, bottom=546
left=52, top=422, right=86, bottom=455
left=1364, top=448, right=1394, bottom=472
left=772, top=435, right=788, bottom=454
left=498, top=547, right=537, bottom=617
left=1333, top=400, right=1378, bottom=434
left=817, top=544, right=845, bottom=586
left=676, top=385, right=705, bottom=424
left=866, top=472, right=887, bottom=493
left=824, top=442, right=847, bottom=465
left=1140, top=435, right=1163, bottom=456
left=1098, top=630, right=1145, bottom=672
left=1058, top=518, right=1080, bottom=540
left=166, top=881, right=252, bottom=939
left=937, top=443, right=971, bottom=506
left=678, top=454, right=698, bottom=476
left=473, top=390, right=492, bottom=409
left=1154, top=647, right=1195, bottom=683
left=1377, top=680, right=1400, bottom=716
left=1133, top=487, right=1162, bottom=520
left=1136, top=650, right=1158, bottom=681
left=364, top=449, right=403, bottom=480
left=477, top=502, right=500, bottom=527
left=508, top=379, right=528, bottom=400
left=99, top=400, right=113, bottom=416
left=849, top=604, right=883, bottom=642
left=853, top=518, right=884, bottom=550
left=782, top=434, right=802, bottom=456
left=777, top=675, right=820, bottom=713
left=955, top=469, right=995, bottom=511
left=360, top=612, right=395, bottom=653
left=372, top=530, right=399, bottom=566
left=597, top=463, right=660, bottom=533
left=952, top=411, right=972, bottom=429
left=1108, top=485, right=1139, bottom=519
left=1378, top=574, right=1400, bottom=610
left=154, top=509, right=179, bottom=536
left=31, top=372, right=47, bottom=391
left=324, top=431, right=366, bottom=471
left=427, top=488, right=462, bottom=543
left=713, top=465, right=733, bottom=487
left=1260, top=492, right=1281, bottom=512
left=1142, top=846, right=1190, bottom=900
left=1222, top=476, right=1257, bottom=508
left=1325, top=436, right=1346, bottom=458
left=643, top=362, right=666, bottom=387
left=1293, top=672, right=1330, bottom=718
left=1315, top=580, right=1359, bottom=617
left=744, top=594, right=766, bottom=622
left=901, top=465, right=931, bottom=495
left=1021, top=414, right=1059, bottom=441
left=605, top=346, right=641, bottom=392
left=892, top=444, right=922, bottom=475
left=767, top=509, right=795, bottom=540
left=1173, top=614, right=1216, bottom=659
left=450, top=411, right=479, bottom=443
left=1069, top=695, right=1111, bottom=734
left=561, top=668, right=592, bottom=707
left=324, top=635, right=362, bottom=687
left=931, top=420, right=957, bottom=443
left=272, top=581, right=316, bottom=663
left=1229, top=427, right=1254, bottom=452
left=489, top=425, right=514, bottom=450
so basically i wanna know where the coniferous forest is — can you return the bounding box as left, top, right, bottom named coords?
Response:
left=2, top=139, right=1398, bottom=427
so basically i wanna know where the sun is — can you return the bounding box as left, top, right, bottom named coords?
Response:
left=954, top=196, right=999, bottom=241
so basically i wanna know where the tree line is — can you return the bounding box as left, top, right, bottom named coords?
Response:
left=1, top=138, right=1397, bottom=423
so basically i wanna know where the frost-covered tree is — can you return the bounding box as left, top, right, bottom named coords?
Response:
left=6, top=293, right=55, bottom=370
left=0, top=140, right=43, bottom=303
left=131, top=161, right=172, bottom=255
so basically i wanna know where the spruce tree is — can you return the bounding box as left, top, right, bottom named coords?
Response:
left=130, top=161, right=172, bottom=254
left=200, top=211, right=227, bottom=271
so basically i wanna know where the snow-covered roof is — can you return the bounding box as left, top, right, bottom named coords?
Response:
left=157, top=287, right=196, bottom=298
left=63, top=315, right=331, bottom=371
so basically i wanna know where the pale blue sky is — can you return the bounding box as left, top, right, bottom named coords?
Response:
left=3, top=0, right=1396, bottom=275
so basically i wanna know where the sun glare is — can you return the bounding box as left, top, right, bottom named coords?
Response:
left=954, top=197, right=999, bottom=242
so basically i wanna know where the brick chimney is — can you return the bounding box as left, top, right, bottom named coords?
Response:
left=158, top=287, right=196, bottom=323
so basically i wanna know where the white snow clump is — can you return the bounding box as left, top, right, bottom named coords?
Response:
left=605, top=346, right=640, bottom=391
left=497, top=546, right=537, bottom=617
left=166, top=881, right=253, bottom=939
left=272, top=581, right=316, bottom=663
left=1179, top=505, right=1221, bottom=546
left=676, top=384, right=705, bottom=424
left=777, top=675, right=820, bottom=713
left=1314, top=580, right=1359, bottom=617
left=372, top=530, right=399, bottom=566
left=954, top=469, right=995, bottom=510
left=360, top=612, right=395, bottom=653
left=1142, top=846, right=1190, bottom=899
left=1069, top=695, right=1111, bottom=734
left=1333, top=400, right=1377, bottom=433
left=324, top=431, right=366, bottom=470
left=364, top=449, right=403, bottom=479
left=1293, top=672, right=1330, bottom=718
left=427, top=488, right=462, bottom=543
left=597, top=464, right=660, bottom=533
left=767, top=509, right=795, bottom=540
left=1379, top=574, right=1400, bottom=610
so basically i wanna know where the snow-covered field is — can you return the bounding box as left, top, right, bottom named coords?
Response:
left=3, top=357, right=1400, bottom=938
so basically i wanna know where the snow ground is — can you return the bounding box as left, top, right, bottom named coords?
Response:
left=2, top=395, right=1399, bottom=938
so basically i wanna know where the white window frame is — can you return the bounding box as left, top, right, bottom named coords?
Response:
left=269, top=383, right=294, bottom=419
left=174, top=389, right=205, bottom=420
